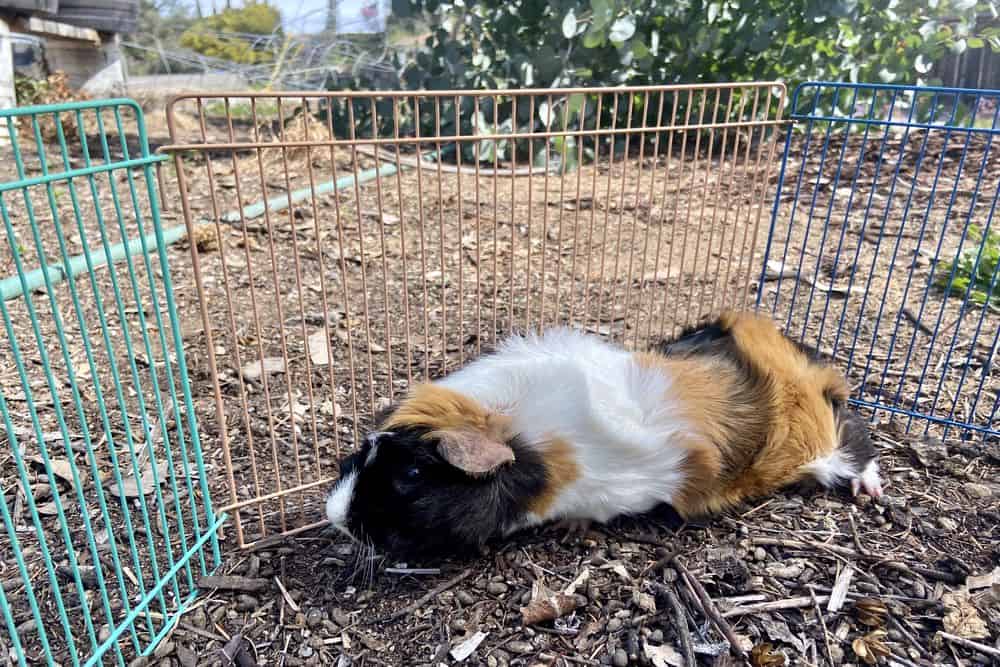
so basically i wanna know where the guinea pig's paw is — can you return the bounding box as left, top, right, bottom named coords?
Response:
left=850, top=461, right=883, bottom=498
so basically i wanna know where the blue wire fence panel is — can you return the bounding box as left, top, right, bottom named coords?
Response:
left=759, top=82, right=999, bottom=441
left=0, top=100, right=222, bottom=666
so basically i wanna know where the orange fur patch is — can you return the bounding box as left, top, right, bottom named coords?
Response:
left=637, top=309, right=851, bottom=517
left=526, top=437, right=581, bottom=517
left=382, top=383, right=512, bottom=441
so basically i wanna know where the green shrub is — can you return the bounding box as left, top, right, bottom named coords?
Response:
left=937, top=224, right=1000, bottom=308
left=179, top=2, right=281, bottom=64
left=392, top=0, right=998, bottom=91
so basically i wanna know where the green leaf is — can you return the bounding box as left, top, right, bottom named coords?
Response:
left=707, top=2, right=721, bottom=23
left=583, top=24, right=606, bottom=48
left=562, top=9, right=578, bottom=39
left=609, top=15, right=637, bottom=43
left=967, top=37, right=985, bottom=49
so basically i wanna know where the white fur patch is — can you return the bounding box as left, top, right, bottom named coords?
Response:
left=325, top=471, right=357, bottom=533
left=365, top=444, right=379, bottom=467
left=802, top=449, right=856, bottom=488
left=856, top=460, right=883, bottom=497
left=435, top=326, right=696, bottom=524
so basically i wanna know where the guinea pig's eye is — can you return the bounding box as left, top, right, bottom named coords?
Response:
left=404, top=465, right=421, bottom=480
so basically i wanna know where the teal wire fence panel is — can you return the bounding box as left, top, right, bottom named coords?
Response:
left=0, top=99, right=223, bottom=665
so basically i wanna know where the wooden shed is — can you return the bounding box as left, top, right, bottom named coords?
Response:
left=1, top=0, right=138, bottom=108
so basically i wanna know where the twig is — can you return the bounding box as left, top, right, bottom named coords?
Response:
left=198, top=575, right=271, bottom=592
left=640, top=546, right=682, bottom=577
left=722, top=595, right=831, bottom=618
left=808, top=586, right=834, bottom=667
left=848, top=513, right=869, bottom=557
left=383, top=567, right=441, bottom=576
left=652, top=583, right=696, bottom=667
left=274, top=577, right=300, bottom=613
left=937, top=631, right=1000, bottom=659
left=750, top=538, right=963, bottom=584
left=887, top=614, right=932, bottom=661
left=383, top=568, right=474, bottom=622
left=673, top=561, right=747, bottom=660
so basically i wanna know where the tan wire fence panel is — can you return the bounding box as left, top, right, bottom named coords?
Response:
left=163, top=83, right=788, bottom=547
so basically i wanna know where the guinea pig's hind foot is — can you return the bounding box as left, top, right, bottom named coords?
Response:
left=850, top=461, right=884, bottom=499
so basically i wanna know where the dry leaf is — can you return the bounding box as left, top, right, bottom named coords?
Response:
left=450, top=631, right=488, bottom=662
left=307, top=329, right=333, bottom=366
left=852, top=630, right=890, bottom=665
left=111, top=461, right=170, bottom=498
left=760, top=618, right=805, bottom=654
left=750, top=643, right=787, bottom=667
left=632, top=589, right=657, bottom=614
left=241, top=357, right=286, bottom=380
left=966, top=567, right=1000, bottom=591
left=854, top=597, right=888, bottom=627
left=520, top=580, right=581, bottom=625
left=643, top=642, right=683, bottom=667
left=36, top=501, right=60, bottom=516
left=28, top=456, right=78, bottom=488
left=942, top=591, right=990, bottom=639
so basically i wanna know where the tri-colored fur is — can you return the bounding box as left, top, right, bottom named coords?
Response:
left=326, top=310, right=881, bottom=556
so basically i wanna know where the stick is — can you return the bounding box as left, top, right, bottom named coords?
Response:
left=383, top=567, right=441, bottom=576
left=937, top=632, right=1000, bottom=659
left=274, top=577, right=301, bottom=613
left=383, top=568, right=474, bottom=622
left=653, top=583, right=696, bottom=667
left=808, top=587, right=834, bottom=667
left=887, top=614, right=931, bottom=661
left=675, top=564, right=747, bottom=660
left=722, top=595, right=831, bottom=618
left=198, top=575, right=271, bottom=592
left=750, top=538, right=964, bottom=584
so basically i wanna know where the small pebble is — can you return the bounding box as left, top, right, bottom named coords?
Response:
left=753, top=547, right=767, bottom=562
left=962, top=482, right=992, bottom=499
left=937, top=516, right=958, bottom=531
left=507, top=641, right=534, bottom=655
left=298, top=644, right=314, bottom=659
left=487, top=582, right=509, bottom=595
left=450, top=618, right=466, bottom=633
left=607, top=618, right=623, bottom=632
left=456, top=590, right=476, bottom=605
left=236, top=594, right=258, bottom=612
left=305, top=609, right=323, bottom=629
left=612, top=648, right=628, bottom=667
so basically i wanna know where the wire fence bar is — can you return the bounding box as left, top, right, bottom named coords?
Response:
left=0, top=99, right=221, bottom=665
left=759, top=81, right=1000, bottom=443
left=163, top=83, right=788, bottom=547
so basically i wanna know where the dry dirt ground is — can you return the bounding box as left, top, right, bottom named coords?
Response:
left=1, top=99, right=999, bottom=667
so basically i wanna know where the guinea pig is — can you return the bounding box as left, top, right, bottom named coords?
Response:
left=325, top=309, right=882, bottom=557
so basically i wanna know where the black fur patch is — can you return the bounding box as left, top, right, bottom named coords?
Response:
left=834, top=404, right=877, bottom=473
left=335, top=426, right=547, bottom=557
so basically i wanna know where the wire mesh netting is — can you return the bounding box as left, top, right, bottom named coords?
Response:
left=163, top=83, right=788, bottom=547
left=760, top=82, right=1000, bottom=444
left=0, top=100, right=221, bottom=666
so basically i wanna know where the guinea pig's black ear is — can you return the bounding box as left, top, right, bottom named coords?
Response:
left=434, top=414, right=515, bottom=476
